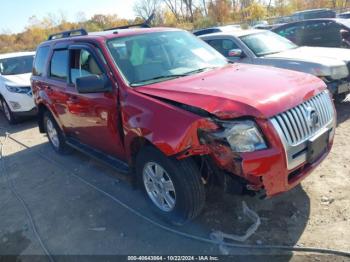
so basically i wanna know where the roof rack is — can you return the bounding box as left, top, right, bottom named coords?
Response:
left=103, top=13, right=154, bottom=31
left=48, top=28, right=88, bottom=41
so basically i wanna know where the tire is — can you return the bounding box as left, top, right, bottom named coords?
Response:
left=1, top=98, right=17, bottom=124
left=334, top=93, right=347, bottom=103
left=43, top=111, right=70, bottom=154
left=136, top=146, right=205, bottom=225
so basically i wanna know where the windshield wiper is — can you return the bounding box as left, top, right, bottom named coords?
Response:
left=184, top=67, right=218, bottom=75
left=130, top=74, right=188, bottom=87
left=130, top=67, right=218, bottom=87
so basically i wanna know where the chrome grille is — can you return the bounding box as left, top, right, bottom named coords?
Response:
left=271, top=91, right=334, bottom=146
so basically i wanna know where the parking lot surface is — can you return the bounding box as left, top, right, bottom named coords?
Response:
left=0, top=101, right=349, bottom=262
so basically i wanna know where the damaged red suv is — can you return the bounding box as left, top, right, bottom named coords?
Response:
left=31, top=27, right=336, bottom=224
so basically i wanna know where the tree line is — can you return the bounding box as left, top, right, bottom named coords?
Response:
left=1, top=0, right=349, bottom=54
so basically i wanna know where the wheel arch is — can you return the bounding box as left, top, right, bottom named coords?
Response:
left=37, top=103, right=49, bottom=133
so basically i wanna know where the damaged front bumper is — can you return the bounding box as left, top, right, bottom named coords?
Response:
left=206, top=126, right=334, bottom=198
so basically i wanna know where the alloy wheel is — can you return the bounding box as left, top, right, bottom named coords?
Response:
left=143, top=162, right=176, bottom=212
left=46, top=118, right=60, bottom=149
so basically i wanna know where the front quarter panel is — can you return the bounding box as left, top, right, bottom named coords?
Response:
left=121, top=88, right=216, bottom=161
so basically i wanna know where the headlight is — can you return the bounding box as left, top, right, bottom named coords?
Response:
left=200, top=120, right=267, bottom=153
left=5, top=85, right=32, bottom=95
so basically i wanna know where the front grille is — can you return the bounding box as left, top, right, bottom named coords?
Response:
left=270, top=91, right=333, bottom=146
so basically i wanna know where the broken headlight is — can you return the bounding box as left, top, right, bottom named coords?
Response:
left=200, top=120, right=267, bottom=153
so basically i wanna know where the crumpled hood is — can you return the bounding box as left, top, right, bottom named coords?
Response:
left=136, top=64, right=326, bottom=119
left=1, top=73, right=31, bottom=86
left=265, top=46, right=349, bottom=67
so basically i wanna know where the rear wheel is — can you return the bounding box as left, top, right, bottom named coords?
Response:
left=136, top=146, right=205, bottom=225
left=44, top=111, right=70, bottom=154
left=1, top=98, right=16, bottom=124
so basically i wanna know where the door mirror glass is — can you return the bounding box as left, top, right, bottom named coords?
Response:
left=76, top=75, right=112, bottom=93
left=228, top=49, right=243, bottom=57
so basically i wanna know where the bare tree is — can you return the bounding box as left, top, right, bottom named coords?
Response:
left=183, top=0, right=195, bottom=22
left=201, top=0, right=208, bottom=15
left=163, top=0, right=181, bottom=20
left=134, top=0, right=159, bottom=20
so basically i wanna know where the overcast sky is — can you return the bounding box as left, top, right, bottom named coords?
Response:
left=0, top=0, right=137, bottom=33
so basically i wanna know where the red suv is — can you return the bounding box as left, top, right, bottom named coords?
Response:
left=31, top=27, right=336, bottom=224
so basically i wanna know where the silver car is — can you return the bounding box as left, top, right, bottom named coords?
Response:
left=200, top=29, right=350, bottom=102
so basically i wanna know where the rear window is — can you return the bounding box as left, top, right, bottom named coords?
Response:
left=33, top=46, right=49, bottom=76
left=50, top=50, right=68, bottom=80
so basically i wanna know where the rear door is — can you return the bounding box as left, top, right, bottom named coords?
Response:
left=64, top=44, right=125, bottom=159
left=45, top=48, right=71, bottom=129
left=302, top=21, right=342, bottom=47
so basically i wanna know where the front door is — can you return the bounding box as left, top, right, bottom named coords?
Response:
left=64, top=44, right=125, bottom=159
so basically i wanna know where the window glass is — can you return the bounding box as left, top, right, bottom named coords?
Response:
left=33, top=47, right=49, bottom=76
left=107, top=31, right=227, bottom=86
left=240, top=31, right=297, bottom=56
left=50, top=50, right=68, bottom=80
left=0, top=55, right=34, bottom=76
left=276, top=24, right=301, bottom=42
left=206, top=39, right=239, bottom=57
left=303, top=21, right=341, bottom=46
left=70, top=49, right=103, bottom=84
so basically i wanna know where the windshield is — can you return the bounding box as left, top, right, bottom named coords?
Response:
left=0, top=55, right=34, bottom=75
left=240, top=31, right=297, bottom=57
left=107, top=31, right=227, bottom=86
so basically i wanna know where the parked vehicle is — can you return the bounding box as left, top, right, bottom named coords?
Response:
left=251, top=20, right=268, bottom=29
left=0, top=52, right=36, bottom=124
left=272, top=18, right=350, bottom=48
left=193, top=25, right=241, bottom=36
left=32, top=27, right=336, bottom=224
left=253, top=23, right=285, bottom=30
left=200, top=29, right=350, bottom=102
left=290, top=9, right=336, bottom=21
left=337, top=12, right=350, bottom=19
left=274, top=9, right=336, bottom=25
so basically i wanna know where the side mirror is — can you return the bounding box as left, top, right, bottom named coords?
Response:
left=76, top=75, right=112, bottom=94
left=228, top=49, right=244, bottom=58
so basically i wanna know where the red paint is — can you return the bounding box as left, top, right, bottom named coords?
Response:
left=31, top=27, right=334, bottom=197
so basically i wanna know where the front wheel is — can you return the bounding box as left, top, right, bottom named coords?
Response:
left=136, top=146, right=205, bottom=225
left=1, top=98, right=16, bottom=124
left=44, top=111, right=70, bottom=154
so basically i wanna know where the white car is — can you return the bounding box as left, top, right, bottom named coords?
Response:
left=0, top=52, right=36, bottom=124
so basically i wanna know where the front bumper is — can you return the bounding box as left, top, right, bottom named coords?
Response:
left=13, top=107, right=38, bottom=117
left=207, top=90, right=336, bottom=198
left=1, top=89, right=36, bottom=113
left=209, top=122, right=334, bottom=198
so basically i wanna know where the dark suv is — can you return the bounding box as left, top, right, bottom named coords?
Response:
left=31, top=27, right=335, bottom=224
left=273, top=18, right=350, bottom=48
